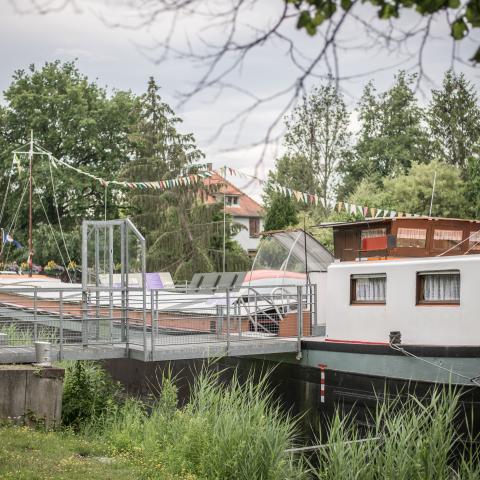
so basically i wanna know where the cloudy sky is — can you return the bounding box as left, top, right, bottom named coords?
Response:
left=1, top=0, right=479, bottom=198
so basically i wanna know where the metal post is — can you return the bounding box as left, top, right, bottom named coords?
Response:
left=95, top=227, right=100, bottom=321
left=81, top=221, right=88, bottom=346
left=120, top=222, right=126, bottom=343
left=59, top=290, right=64, bottom=361
left=141, top=238, right=147, bottom=361
left=108, top=225, right=114, bottom=343
left=33, top=288, right=38, bottom=341
left=296, top=286, right=303, bottom=356
left=150, top=289, right=155, bottom=359
left=125, top=226, right=130, bottom=350
left=28, top=130, right=33, bottom=277
left=226, top=289, right=230, bottom=354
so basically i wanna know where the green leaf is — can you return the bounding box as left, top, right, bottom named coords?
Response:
left=296, top=10, right=312, bottom=29
left=341, top=0, right=353, bottom=9
left=451, top=18, right=468, bottom=39
left=448, top=0, right=460, bottom=8
left=466, top=0, right=480, bottom=27
left=379, top=3, right=398, bottom=18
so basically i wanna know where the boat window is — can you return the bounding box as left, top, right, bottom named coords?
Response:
left=468, top=231, right=480, bottom=251
left=416, top=270, right=460, bottom=305
left=397, top=228, right=427, bottom=248
left=433, top=229, right=463, bottom=252
left=350, top=274, right=386, bottom=305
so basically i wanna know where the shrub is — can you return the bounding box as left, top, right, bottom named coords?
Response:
left=61, top=361, right=121, bottom=430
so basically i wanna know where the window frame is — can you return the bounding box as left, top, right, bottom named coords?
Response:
left=249, top=218, right=260, bottom=238
left=432, top=229, right=463, bottom=253
left=350, top=273, right=387, bottom=306
left=468, top=230, right=480, bottom=251
left=416, top=269, right=461, bottom=306
left=225, top=195, right=240, bottom=207
left=396, top=227, right=427, bottom=249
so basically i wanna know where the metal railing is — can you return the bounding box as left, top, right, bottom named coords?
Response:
left=0, top=283, right=315, bottom=361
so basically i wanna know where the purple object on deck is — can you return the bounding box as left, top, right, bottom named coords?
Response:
left=146, top=272, right=163, bottom=290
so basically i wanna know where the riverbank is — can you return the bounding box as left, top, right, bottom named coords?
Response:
left=2, top=360, right=480, bottom=479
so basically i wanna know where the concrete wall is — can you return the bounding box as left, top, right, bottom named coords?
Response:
left=326, top=255, right=480, bottom=345
left=0, top=365, right=64, bottom=427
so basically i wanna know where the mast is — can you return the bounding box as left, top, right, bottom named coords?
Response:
left=28, top=130, right=33, bottom=277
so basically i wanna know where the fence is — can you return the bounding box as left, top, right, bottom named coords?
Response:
left=0, top=283, right=315, bottom=361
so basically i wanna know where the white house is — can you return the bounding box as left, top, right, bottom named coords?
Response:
left=201, top=170, right=264, bottom=256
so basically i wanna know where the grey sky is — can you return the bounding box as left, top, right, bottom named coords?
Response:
left=1, top=0, right=479, bottom=198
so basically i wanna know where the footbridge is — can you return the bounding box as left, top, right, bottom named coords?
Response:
left=0, top=283, right=313, bottom=364
left=0, top=218, right=323, bottom=365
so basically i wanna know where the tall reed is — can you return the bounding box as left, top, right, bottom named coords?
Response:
left=313, top=388, right=480, bottom=479
left=92, top=367, right=306, bottom=479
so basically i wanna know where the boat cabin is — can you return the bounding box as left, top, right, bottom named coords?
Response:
left=324, top=217, right=480, bottom=261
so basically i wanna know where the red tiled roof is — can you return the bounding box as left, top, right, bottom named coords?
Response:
left=202, top=172, right=264, bottom=218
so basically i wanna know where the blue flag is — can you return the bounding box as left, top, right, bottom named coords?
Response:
left=2, top=229, right=23, bottom=249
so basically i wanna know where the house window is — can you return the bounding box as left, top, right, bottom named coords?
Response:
left=468, top=230, right=480, bottom=251
left=249, top=218, right=260, bottom=238
left=397, top=228, right=427, bottom=248
left=225, top=195, right=239, bottom=206
left=416, top=270, right=460, bottom=305
left=350, top=274, right=386, bottom=304
left=433, top=229, right=463, bottom=252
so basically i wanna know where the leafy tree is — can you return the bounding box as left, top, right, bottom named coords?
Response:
left=0, top=61, right=137, bottom=266
left=349, top=161, right=468, bottom=218
left=428, top=70, right=480, bottom=171
left=122, top=77, right=250, bottom=279
left=339, top=72, right=430, bottom=197
left=465, top=146, right=480, bottom=218
left=283, top=81, right=350, bottom=211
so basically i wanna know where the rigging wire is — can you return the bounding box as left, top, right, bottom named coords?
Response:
left=2, top=179, right=29, bottom=263
left=389, top=341, right=480, bottom=388
left=0, top=155, right=16, bottom=227
left=47, top=158, right=74, bottom=278
left=32, top=176, right=72, bottom=283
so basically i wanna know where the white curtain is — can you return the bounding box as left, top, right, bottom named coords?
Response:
left=423, top=273, right=460, bottom=302
left=355, top=277, right=386, bottom=302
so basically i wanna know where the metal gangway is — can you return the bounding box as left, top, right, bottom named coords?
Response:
left=0, top=220, right=316, bottom=364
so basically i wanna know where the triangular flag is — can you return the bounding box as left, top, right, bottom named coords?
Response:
left=350, top=204, right=357, bottom=215
left=344, top=202, right=349, bottom=212
left=363, top=206, right=369, bottom=217
left=337, top=202, right=343, bottom=213
left=370, top=207, right=377, bottom=217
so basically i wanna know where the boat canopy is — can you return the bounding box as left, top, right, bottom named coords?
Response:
left=252, top=230, right=334, bottom=274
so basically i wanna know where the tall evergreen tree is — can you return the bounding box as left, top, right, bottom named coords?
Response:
left=122, top=77, right=250, bottom=279
left=428, top=70, right=480, bottom=172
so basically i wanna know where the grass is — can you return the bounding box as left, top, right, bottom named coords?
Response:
left=0, top=426, right=143, bottom=480
left=2, top=361, right=480, bottom=479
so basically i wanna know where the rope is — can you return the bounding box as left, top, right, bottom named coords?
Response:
left=389, top=341, right=480, bottom=387
left=47, top=158, right=74, bottom=281
left=2, top=179, right=28, bottom=262
left=0, top=155, right=16, bottom=227
left=436, top=230, right=480, bottom=257
left=32, top=176, right=72, bottom=283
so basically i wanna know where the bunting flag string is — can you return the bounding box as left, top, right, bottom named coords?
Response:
left=48, top=156, right=417, bottom=218
left=224, top=166, right=419, bottom=219
left=49, top=155, right=214, bottom=191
